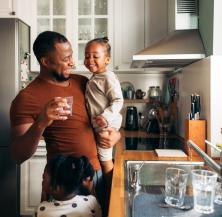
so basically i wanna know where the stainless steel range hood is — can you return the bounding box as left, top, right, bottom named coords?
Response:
left=131, top=0, right=206, bottom=69
left=131, top=29, right=205, bottom=68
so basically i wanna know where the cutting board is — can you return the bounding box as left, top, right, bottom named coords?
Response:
left=155, top=149, right=187, bottom=157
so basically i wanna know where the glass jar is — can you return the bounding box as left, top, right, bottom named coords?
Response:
left=148, top=86, right=161, bottom=103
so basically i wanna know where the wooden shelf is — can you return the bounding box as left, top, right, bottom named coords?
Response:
left=124, top=99, right=149, bottom=103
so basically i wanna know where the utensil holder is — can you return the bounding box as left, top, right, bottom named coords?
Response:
left=184, top=119, right=206, bottom=156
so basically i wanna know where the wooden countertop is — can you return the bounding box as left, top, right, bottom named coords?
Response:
left=108, top=129, right=203, bottom=217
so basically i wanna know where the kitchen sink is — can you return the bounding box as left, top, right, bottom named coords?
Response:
left=124, top=160, right=205, bottom=217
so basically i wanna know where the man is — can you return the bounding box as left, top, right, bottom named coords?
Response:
left=10, top=31, right=120, bottom=208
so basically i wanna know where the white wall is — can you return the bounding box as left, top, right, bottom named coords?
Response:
left=177, top=55, right=222, bottom=156
left=213, top=0, right=222, bottom=55
left=210, top=56, right=222, bottom=151
left=177, top=57, right=211, bottom=137
left=145, top=0, right=168, bottom=46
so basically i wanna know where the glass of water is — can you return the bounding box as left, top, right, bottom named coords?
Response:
left=64, top=96, right=73, bottom=115
left=214, top=180, right=222, bottom=204
left=165, top=167, right=188, bottom=207
left=191, top=169, right=218, bottom=214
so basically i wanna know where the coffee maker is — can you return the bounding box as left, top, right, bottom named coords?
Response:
left=145, top=86, right=162, bottom=133
left=146, top=107, right=160, bottom=133
left=125, top=106, right=138, bottom=131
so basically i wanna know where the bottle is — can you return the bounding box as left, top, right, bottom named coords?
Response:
left=138, top=112, right=145, bottom=130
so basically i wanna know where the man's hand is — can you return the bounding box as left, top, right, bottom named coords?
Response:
left=37, top=97, right=71, bottom=127
left=97, top=127, right=121, bottom=149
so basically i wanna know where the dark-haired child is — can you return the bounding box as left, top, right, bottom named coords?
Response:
left=36, top=155, right=101, bottom=217
left=84, top=37, right=123, bottom=185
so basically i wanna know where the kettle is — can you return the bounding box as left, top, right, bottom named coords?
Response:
left=125, top=106, right=138, bottom=131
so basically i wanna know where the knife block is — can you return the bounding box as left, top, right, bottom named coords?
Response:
left=184, top=120, right=206, bottom=156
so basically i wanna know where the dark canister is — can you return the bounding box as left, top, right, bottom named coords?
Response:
left=125, top=106, right=138, bottom=131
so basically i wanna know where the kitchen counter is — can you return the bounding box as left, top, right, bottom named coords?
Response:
left=108, top=128, right=203, bottom=217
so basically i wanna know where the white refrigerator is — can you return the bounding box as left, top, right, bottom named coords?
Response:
left=0, top=18, right=30, bottom=217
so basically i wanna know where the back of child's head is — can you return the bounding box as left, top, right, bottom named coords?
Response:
left=48, top=155, right=95, bottom=195
left=86, top=37, right=111, bottom=57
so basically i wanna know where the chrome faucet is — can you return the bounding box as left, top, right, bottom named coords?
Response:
left=129, top=162, right=145, bottom=191
left=187, top=140, right=222, bottom=176
left=130, top=170, right=141, bottom=190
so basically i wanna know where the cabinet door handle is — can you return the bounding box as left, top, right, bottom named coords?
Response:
left=10, top=11, right=16, bottom=15
left=115, top=66, right=119, bottom=70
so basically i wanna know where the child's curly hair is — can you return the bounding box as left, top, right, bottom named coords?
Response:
left=86, top=37, right=111, bottom=57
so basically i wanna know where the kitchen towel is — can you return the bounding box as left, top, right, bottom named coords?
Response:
left=155, top=149, right=187, bottom=157
left=132, top=193, right=222, bottom=217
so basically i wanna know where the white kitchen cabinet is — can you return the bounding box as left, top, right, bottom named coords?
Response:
left=75, top=0, right=113, bottom=71
left=113, top=0, right=168, bottom=71
left=30, top=0, right=69, bottom=72
left=0, top=0, right=32, bottom=26
left=113, top=0, right=145, bottom=71
left=20, top=141, right=47, bottom=216
left=30, top=0, right=113, bottom=72
left=30, top=0, right=167, bottom=72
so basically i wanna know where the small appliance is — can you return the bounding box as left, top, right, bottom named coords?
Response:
left=125, top=106, right=138, bottom=131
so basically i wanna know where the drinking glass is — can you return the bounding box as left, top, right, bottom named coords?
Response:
left=64, top=96, right=73, bottom=115
left=214, top=180, right=222, bottom=204
left=192, top=169, right=218, bottom=214
left=165, top=167, right=188, bottom=207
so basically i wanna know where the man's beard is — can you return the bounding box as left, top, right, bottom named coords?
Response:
left=52, top=71, right=70, bottom=82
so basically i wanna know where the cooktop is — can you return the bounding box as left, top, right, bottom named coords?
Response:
left=124, top=137, right=183, bottom=151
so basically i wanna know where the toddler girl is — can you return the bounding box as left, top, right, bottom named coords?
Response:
left=84, top=37, right=123, bottom=184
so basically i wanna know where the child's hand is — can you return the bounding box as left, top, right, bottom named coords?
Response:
left=93, top=115, right=108, bottom=128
